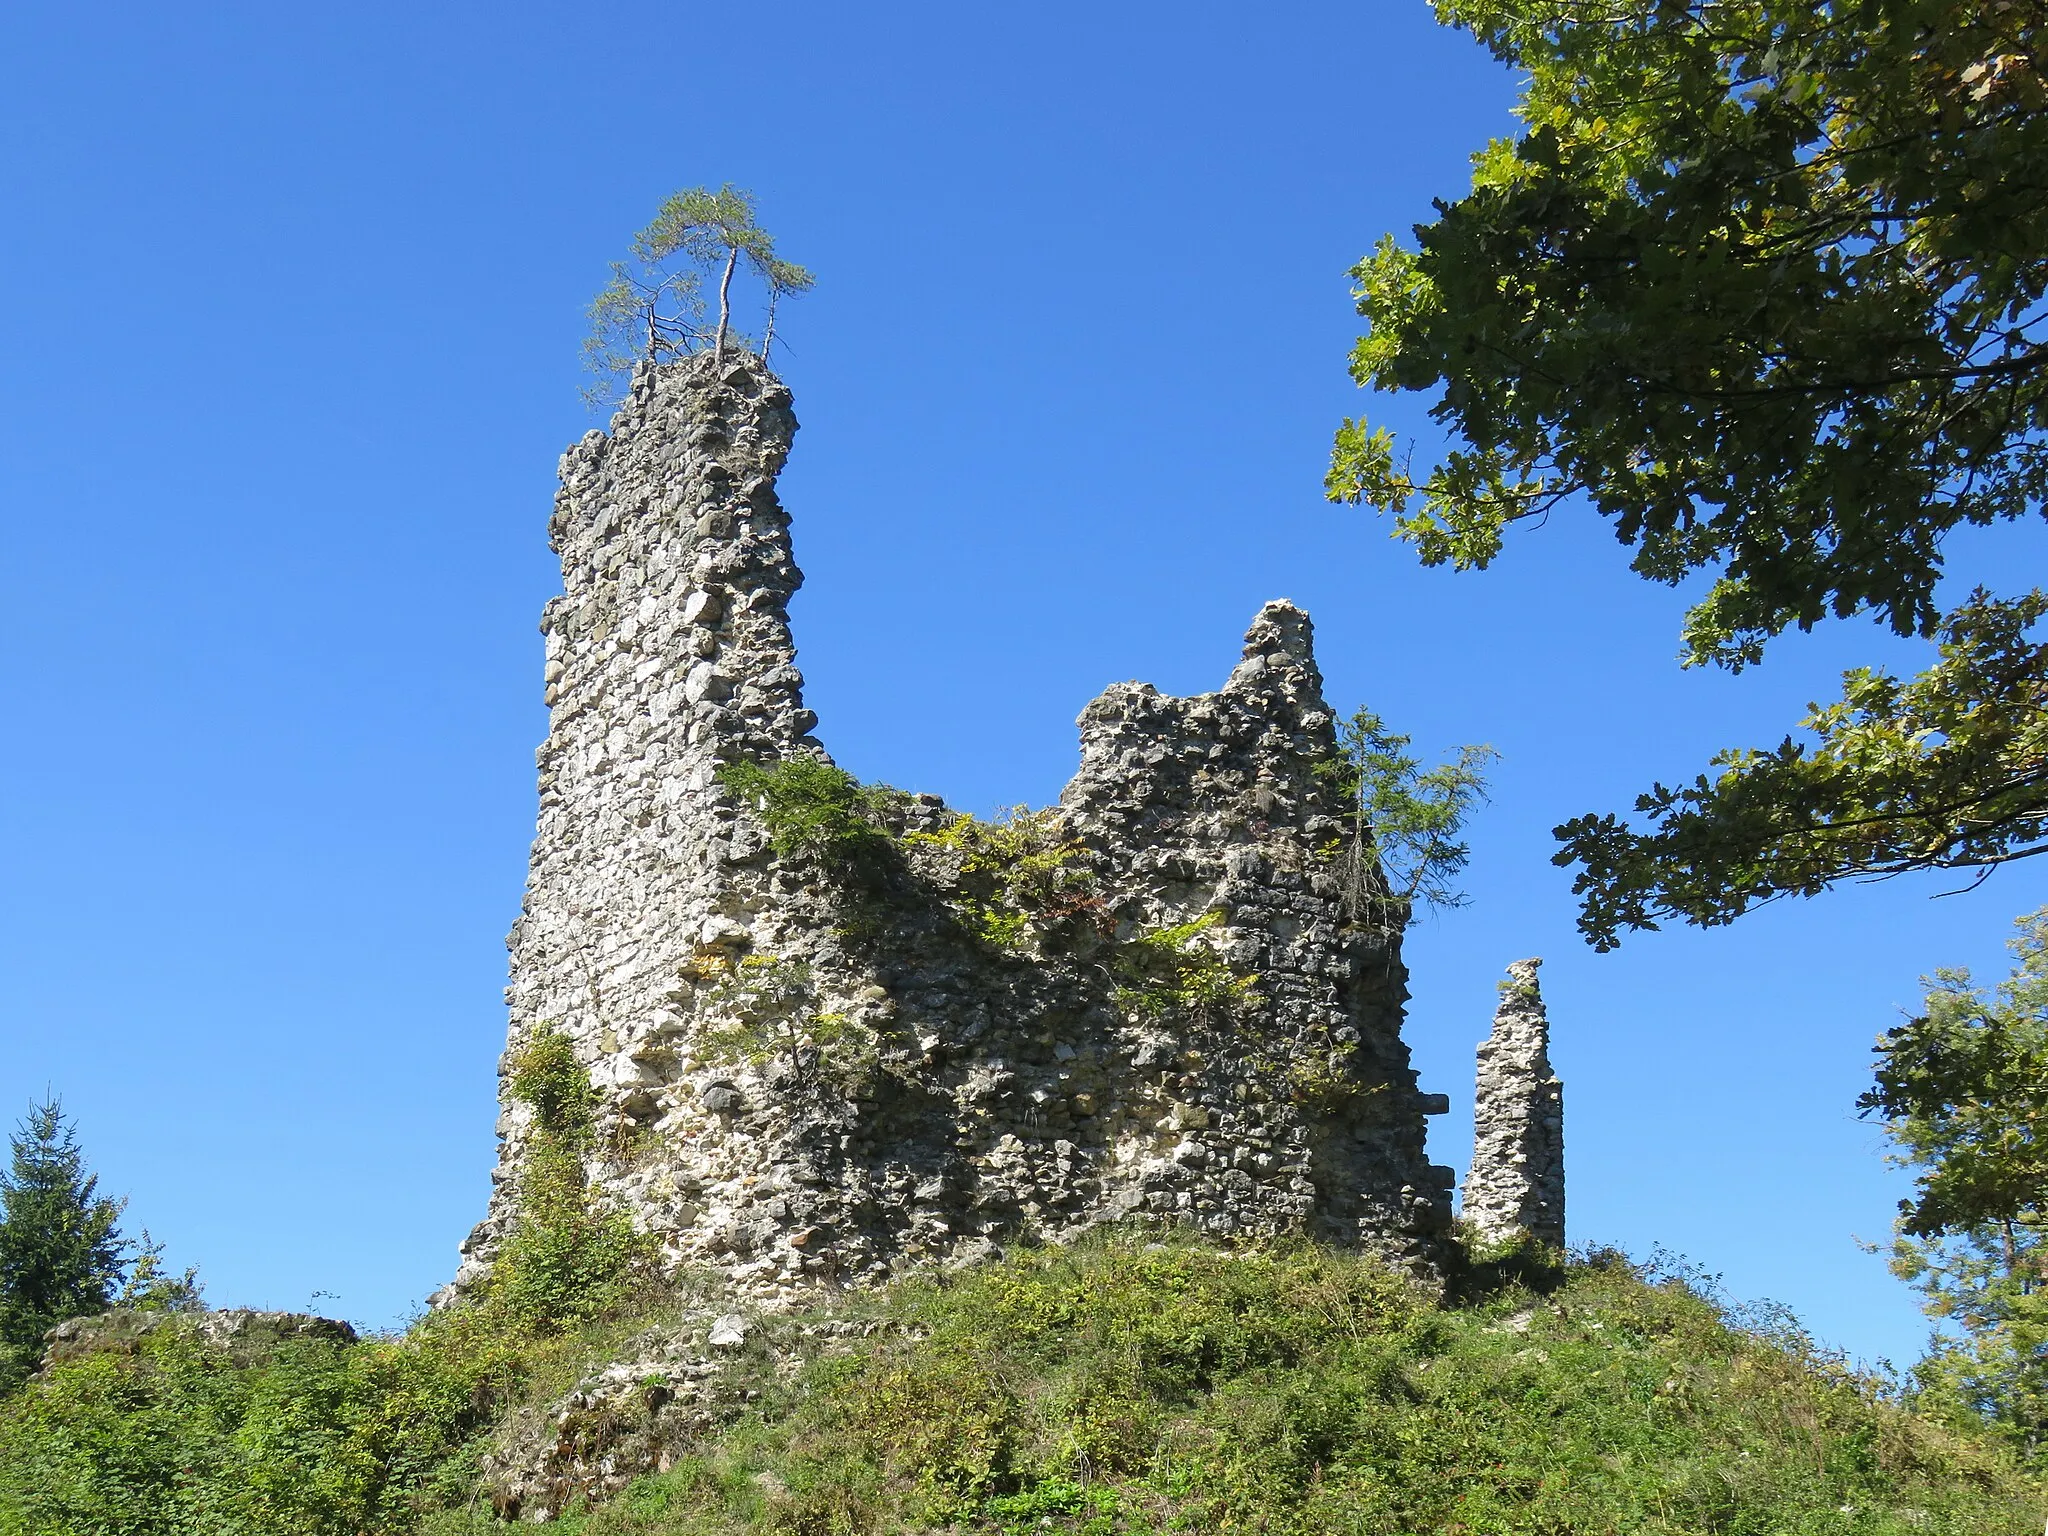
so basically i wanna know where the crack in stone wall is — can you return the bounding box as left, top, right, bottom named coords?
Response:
left=1462, top=958, right=1565, bottom=1248
left=451, top=351, right=1460, bottom=1305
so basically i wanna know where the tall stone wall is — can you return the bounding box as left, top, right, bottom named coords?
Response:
left=451, top=351, right=1457, bottom=1304
left=1462, top=958, right=1565, bottom=1248
left=1058, top=607, right=1452, bottom=1253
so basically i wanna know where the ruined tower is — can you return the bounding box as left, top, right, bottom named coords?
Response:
left=1462, top=958, right=1565, bottom=1248
left=450, top=352, right=1457, bottom=1302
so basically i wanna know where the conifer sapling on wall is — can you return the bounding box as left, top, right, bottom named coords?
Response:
left=583, top=184, right=814, bottom=408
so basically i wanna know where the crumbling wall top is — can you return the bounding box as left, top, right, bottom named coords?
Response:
left=1463, top=958, right=1565, bottom=1248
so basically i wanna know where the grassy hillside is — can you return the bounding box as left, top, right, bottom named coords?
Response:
left=3, top=1236, right=2043, bottom=1535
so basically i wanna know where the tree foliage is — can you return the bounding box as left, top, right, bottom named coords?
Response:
left=1888, top=1223, right=2048, bottom=1464
left=1332, top=0, right=2048, bottom=945
left=1862, top=906, right=2048, bottom=1459
left=1565, top=590, right=2048, bottom=946
left=1319, top=707, right=1497, bottom=930
left=0, top=1099, right=175, bottom=1387
left=584, top=184, right=814, bottom=406
left=1864, top=908, right=2048, bottom=1241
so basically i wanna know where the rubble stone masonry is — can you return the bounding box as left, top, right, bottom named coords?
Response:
left=450, top=351, right=1468, bottom=1304
left=1462, top=958, right=1566, bottom=1248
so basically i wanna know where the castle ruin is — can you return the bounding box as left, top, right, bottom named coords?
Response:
left=1463, top=959, right=1566, bottom=1248
left=451, top=351, right=1561, bottom=1304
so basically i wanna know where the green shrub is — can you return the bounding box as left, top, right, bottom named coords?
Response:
left=4, top=1222, right=2043, bottom=1534
left=488, top=1161, right=652, bottom=1335
left=903, top=806, right=1099, bottom=953
left=717, top=757, right=894, bottom=870
left=0, top=1306, right=535, bottom=1535
left=0, top=1042, right=664, bottom=1531
left=490, top=1026, right=657, bottom=1333
left=0, top=1256, right=696, bottom=1535
left=538, top=1235, right=2046, bottom=1536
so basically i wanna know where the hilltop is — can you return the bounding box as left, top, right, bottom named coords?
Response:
left=2, top=1234, right=2042, bottom=1534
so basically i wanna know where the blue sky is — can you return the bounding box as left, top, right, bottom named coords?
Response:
left=5, top=0, right=2044, bottom=1366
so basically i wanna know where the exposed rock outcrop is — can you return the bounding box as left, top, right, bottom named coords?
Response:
left=475, top=1307, right=906, bottom=1521
left=40, top=1308, right=357, bottom=1372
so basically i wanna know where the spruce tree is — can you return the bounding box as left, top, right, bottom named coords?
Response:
left=0, top=1099, right=127, bottom=1384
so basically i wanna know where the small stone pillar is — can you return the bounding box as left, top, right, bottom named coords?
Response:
left=1461, top=958, right=1564, bottom=1247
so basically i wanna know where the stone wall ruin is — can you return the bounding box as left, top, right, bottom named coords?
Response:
left=1462, top=958, right=1566, bottom=1248
left=449, top=350, right=1471, bottom=1305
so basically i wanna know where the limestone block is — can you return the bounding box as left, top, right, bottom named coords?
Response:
left=684, top=663, right=732, bottom=704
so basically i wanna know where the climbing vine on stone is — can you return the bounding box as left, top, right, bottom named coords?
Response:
left=493, top=1025, right=654, bottom=1331
left=693, top=954, right=891, bottom=1094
